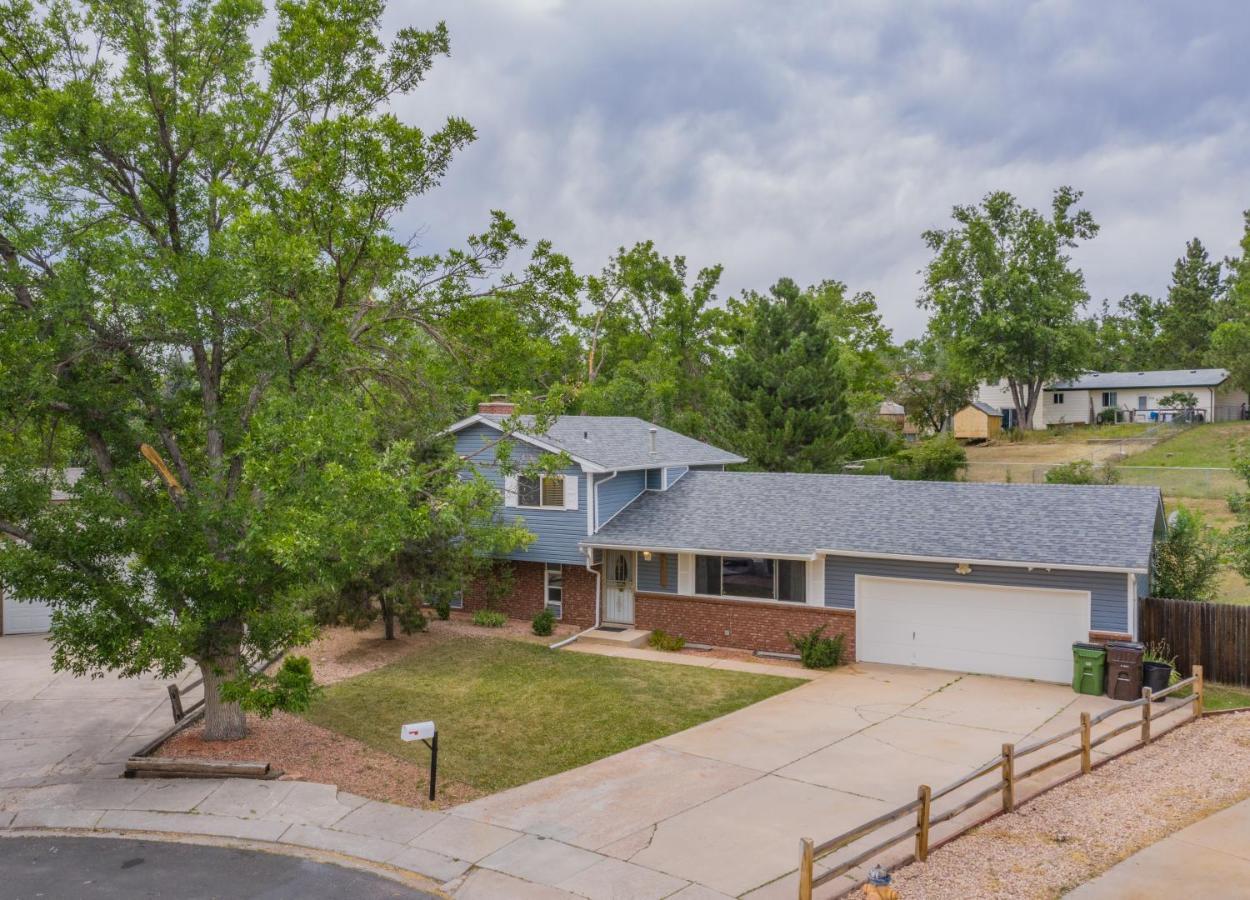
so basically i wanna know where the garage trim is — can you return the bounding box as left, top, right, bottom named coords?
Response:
left=854, top=574, right=1092, bottom=682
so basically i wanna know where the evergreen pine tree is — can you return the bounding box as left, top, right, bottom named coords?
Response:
left=1158, top=238, right=1223, bottom=368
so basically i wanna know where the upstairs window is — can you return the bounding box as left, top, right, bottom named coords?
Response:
left=1052, top=392, right=1064, bottom=404
left=517, top=474, right=564, bottom=509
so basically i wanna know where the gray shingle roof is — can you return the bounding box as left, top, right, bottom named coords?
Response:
left=1050, top=368, right=1229, bottom=390
left=477, top=415, right=745, bottom=471
left=585, top=471, right=1161, bottom=572
left=970, top=401, right=1000, bottom=416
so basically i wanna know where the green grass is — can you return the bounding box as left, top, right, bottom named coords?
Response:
left=1010, top=422, right=1153, bottom=443
left=303, top=636, right=802, bottom=794
left=1204, top=682, right=1250, bottom=711
left=1125, top=422, right=1250, bottom=468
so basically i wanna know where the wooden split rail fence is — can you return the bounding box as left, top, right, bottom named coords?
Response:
left=798, top=666, right=1205, bottom=900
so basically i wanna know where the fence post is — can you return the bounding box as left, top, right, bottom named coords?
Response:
left=1141, top=687, right=1152, bottom=743
left=1193, top=665, right=1204, bottom=719
left=798, top=837, right=814, bottom=900
left=915, top=784, right=931, bottom=862
left=1001, top=744, right=1015, bottom=813
left=1080, top=712, right=1092, bottom=774
left=167, top=683, right=184, bottom=723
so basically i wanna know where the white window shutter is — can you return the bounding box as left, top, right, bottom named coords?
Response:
left=563, top=474, right=579, bottom=511
left=503, top=475, right=518, bottom=507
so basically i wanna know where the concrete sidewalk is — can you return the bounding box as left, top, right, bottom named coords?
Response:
left=1067, top=796, right=1250, bottom=898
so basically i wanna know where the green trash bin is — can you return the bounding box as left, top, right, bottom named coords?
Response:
left=1072, top=642, right=1107, bottom=695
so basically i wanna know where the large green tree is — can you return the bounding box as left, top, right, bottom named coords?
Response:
left=723, top=278, right=850, bottom=471
left=1087, top=293, right=1164, bottom=372
left=1212, top=211, right=1250, bottom=392
left=0, top=0, right=561, bottom=739
left=1156, top=238, right=1224, bottom=368
left=892, top=337, right=977, bottom=434
left=921, top=187, right=1098, bottom=430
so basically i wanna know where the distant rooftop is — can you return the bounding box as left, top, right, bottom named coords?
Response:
left=1049, top=368, right=1230, bottom=391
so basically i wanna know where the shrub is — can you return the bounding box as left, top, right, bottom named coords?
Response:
left=787, top=624, right=844, bottom=669
left=1096, top=408, right=1118, bottom=425
left=1152, top=505, right=1223, bottom=601
left=397, top=606, right=428, bottom=634
left=648, top=629, right=686, bottom=652
left=228, top=655, right=321, bottom=717
left=1044, top=459, right=1119, bottom=485
left=472, top=609, right=508, bottom=628
left=885, top=433, right=966, bottom=481
left=531, top=608, right=555, bottom=636
left=432, top=596, right=452, bottom=621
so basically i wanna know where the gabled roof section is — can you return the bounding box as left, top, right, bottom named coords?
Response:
left=969, top=400, right=1000, bottom=416
left=444, top=414, right=745, bottom=473
left=1049, top=368, right=1229, bottom=391
left=584, top=471, right=1162, bottom=573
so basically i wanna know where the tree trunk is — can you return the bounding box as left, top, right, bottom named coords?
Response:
left=200, top=654, right=247, bottom=741
left=382, top=597, right=395, bottom=640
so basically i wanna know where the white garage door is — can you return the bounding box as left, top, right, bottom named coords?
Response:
left=856, top=576, right=1091, bottom=683
left=2, top=588, right=53, bottom=634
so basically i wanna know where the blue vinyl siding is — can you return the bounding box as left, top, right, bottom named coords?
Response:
left=596, top=469, right=647, bottom=528
left=454, top=422, right=587, bottom=565
left=824, top=555, right=1130, bottom=633
left=664, top=466, right=689, bottom=487
left=646, top=468, right=663, bottom=490
left=637, top=553, right=679, bottom=593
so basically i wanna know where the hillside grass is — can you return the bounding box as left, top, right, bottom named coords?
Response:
left=1125, top=421, right=1250, bottom=468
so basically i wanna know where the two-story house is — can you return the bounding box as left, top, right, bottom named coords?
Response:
left=448, top=399, right=1164, bottom=684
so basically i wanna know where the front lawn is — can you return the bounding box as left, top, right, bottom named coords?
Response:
left=1204, top=682, right=1250, bottom=711
left=1125, top=421, right=1250, bottom=468
left=303, top=635, right=802, bottom=794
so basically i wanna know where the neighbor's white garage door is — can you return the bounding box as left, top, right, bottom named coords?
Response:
left=856, top=576, right=1091, bottom=682
left=1, top=587, right=53, bottom=634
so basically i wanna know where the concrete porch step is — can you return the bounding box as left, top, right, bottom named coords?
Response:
left=577, top=627, right=652, bottom=649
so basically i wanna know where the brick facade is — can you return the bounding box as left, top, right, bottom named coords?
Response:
left=635, top=592, right=857, bottom=657
left=463, top=560, right=596, bottom=628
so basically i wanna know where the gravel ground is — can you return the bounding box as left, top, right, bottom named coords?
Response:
left=871, top=711, right=1250, bottom=900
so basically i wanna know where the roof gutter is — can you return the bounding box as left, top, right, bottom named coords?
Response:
left=816, top=547, right=1149, bottom=576
left=579, top=540, right=816, bottom=561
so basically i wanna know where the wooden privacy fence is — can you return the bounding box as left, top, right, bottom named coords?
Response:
left=1140, top=596, right=1250, bottom=688
left=798, top=667, right=1205, bottom=900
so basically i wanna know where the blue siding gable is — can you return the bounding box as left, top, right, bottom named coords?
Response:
left=596, top=470, right=646, bottom=528
left=824, top=555, right=1130, bottom=633
left=454, top=422, right=587, bottom=565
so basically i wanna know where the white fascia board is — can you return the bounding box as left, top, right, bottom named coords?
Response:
left=599, top=457, right=746, bottom=474
left=441, top=414, right=607, bottom=473
left=579, top=540, right=815, bottom=561
left=817, top=547, right=1147, bottom=575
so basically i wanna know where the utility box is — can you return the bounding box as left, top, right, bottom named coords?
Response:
left=1072, top=643, right=1107, bottom=696
left=1104, top=641, right=1144, bottom=701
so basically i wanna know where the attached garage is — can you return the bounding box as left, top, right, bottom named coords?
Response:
left=1, top=587, right=53, bottom=635
left=856, top=575, right=1091, bottom=682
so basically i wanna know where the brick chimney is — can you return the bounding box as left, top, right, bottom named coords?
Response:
left=478, top=394, right=516, bottom=415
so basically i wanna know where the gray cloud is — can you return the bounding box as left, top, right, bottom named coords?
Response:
left=382, top=0, right=1250, bottom=339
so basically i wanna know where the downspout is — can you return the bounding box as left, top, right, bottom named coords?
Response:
left=550, top=471, right=616, bottom=649
left=550, top=547, right=602, bottom=649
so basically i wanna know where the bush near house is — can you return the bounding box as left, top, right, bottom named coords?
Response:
left=788, top=624, right=845, bottom=668
left=531, top=608, right=555, bottom=636
left=472, top=610, right=508, bottom=628
left=1153, top=506, right=1223, bottom=601
left=648, top=629, right=686, bottom=652
left=885, top=433, right=966, bottom=481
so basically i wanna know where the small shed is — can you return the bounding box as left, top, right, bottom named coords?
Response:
left=953, top=401, right=1002, bottom=441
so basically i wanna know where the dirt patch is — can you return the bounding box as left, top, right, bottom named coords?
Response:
left=964, top=439, right=1145, bottom=466
left=160, top=711, right=478, bottom=809
left=870, top=712, right=1250, bottom=900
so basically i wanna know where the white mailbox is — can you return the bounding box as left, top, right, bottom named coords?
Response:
left=401, top=720, right=436, bottom=742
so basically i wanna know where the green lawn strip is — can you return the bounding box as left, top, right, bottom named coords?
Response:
left=1125, top=422, right=1250, bottom=468
left=1204, top=682, right=1250, bottom=711
left=303, top=636, right=803, bottom=794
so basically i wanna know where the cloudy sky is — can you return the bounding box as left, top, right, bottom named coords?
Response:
left=383, top=1, right=1249, bottom=339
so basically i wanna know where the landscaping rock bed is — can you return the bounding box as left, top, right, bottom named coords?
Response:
left=868, top=711, right=1250, bottom=900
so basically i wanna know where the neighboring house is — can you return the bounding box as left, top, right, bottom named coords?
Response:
left=449, top=400, right=1164, bottom=683
left=0, top=468, right=82, bottom=636
left=877, top=400, right=919, bottom=440
left=977, top=368, right=1250, bottom=430
left=952, top=401, right=1003, bottom=441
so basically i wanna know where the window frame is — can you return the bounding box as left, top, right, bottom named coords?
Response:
left=1101, top=391, right=1119, bottom=408
left=516, top=474, right=567, bottom=510
left=1052, top=392, right=1064, bottom=404
left=544, top=563, right=564, bottom=619
left=693, top=554, right=807, bottom=605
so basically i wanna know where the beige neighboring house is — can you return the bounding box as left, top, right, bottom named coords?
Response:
left=976, top=368, right=1250, bottom=429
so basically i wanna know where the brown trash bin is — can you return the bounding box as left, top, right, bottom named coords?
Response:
left=1104, top=641, right=1144, bottom=701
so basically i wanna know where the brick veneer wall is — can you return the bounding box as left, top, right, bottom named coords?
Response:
left=464, top=560, right=596, bottom=628
left=635, top=592, right=857, bottom=657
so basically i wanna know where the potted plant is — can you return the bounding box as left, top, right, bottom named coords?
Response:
left=1142, top=641, right=1175, bottom=698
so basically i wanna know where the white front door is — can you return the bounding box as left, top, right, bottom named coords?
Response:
left=604, top=551, right=635, bottom=625
left=855, top=576, right=1091, bottom=683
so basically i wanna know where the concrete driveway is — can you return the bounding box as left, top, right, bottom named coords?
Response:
left=0, top=635, right=181, bottom=787
left=451, top=661, right=1117, bottom=898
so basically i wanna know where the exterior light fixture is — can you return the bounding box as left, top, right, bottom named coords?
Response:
left=955, top=563, right=973, bottom=576
left=642, top=550, right=653, bottom=562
